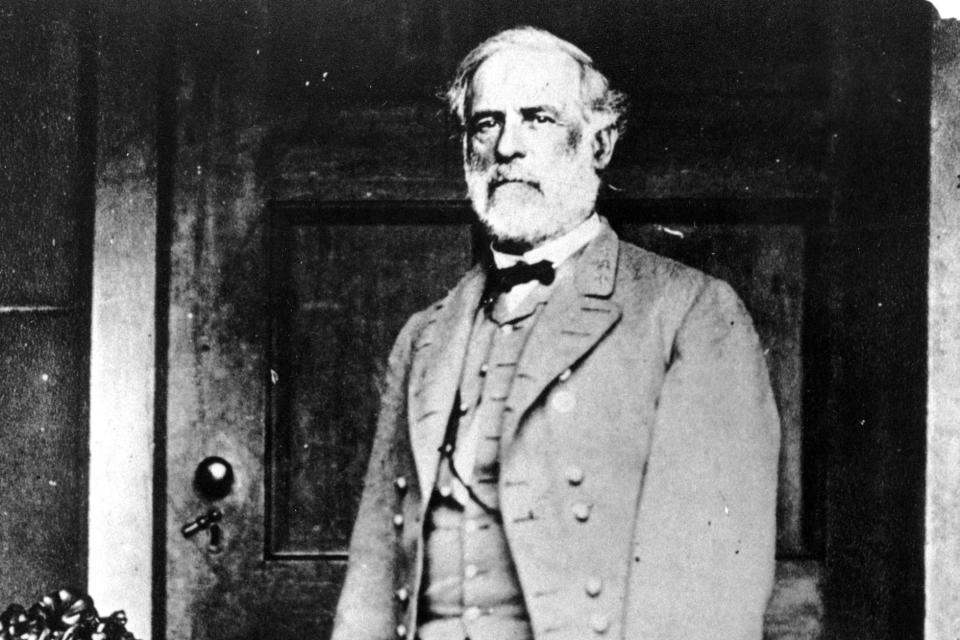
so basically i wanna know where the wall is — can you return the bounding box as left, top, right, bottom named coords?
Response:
left=0, top=1, right=96, bottom=603
left=825, top=2, right=930, bottom=636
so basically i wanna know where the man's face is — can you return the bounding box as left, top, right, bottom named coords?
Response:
left=464, top=47, right=602, bottom=249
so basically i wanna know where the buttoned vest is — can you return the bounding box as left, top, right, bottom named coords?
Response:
left=417, top=283, right=556, bottom=640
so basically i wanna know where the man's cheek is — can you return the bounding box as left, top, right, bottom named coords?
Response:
left=465, top=143, right=493, bottom=171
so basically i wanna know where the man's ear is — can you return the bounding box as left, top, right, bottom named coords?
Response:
left=592, top=125, right=619, bottom=170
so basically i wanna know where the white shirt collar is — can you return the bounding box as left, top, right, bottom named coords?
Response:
left=491, top=213, right=602, bottom=270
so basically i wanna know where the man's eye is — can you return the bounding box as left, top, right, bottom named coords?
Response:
left=533, top=113, right=556, bottom=124
left=473, top=118, right=498, bottom=132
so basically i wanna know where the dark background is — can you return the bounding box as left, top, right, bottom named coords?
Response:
left=0, top=1, right=931, bottom=638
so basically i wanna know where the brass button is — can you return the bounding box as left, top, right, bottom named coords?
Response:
left=590, top=613, right=609, bottom=634
left=438, top=485, right=453, bottom=498
left=565, top=465, right=585, bottom=485
left=395, top=587, right=410, bottom=603
left=559, top=368, right=572, bottom=382
left=392, top=514, right=404, bottom=528
left=572, top=502, right=592, bottom=522
left=395, top=623, right=407, bottom=637
left=480, top=363, right=489, bottom=375
left=394, top=476, right=408, bottom=492
left=585, top=576, right=603, bottom=597
left=463, top=606, right=482, bottom=621
left=464, top=564, right=479, bottom=579
left=441, top=442, right=454, bottom=455
left=459, top=400, right=470, bottom=414
left=501, top=324, right=514, bottom=334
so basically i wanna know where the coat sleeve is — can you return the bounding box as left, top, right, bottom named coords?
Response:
left=624, top=278, right=781, bottom=640
left=329, top=314, right=420, bottom=640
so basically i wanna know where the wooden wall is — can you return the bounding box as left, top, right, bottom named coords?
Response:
left=0, top=0, right=96, bottom=604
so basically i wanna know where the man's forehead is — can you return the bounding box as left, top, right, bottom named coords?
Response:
left=468, top=47, right=583, bottom=114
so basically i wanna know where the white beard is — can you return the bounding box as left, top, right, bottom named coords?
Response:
left=465, top=148, right=601, bottom=247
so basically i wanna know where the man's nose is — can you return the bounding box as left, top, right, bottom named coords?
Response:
left=495, top=117, right=526, bottom=161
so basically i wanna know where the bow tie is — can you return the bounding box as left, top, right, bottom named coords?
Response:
left=488, top=260, right=556, bottom=294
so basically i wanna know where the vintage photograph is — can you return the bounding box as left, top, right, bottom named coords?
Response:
left=1, top=1, right=956, bottom=639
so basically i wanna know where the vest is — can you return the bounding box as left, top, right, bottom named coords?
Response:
left=417, top=283, right=556, bottom=640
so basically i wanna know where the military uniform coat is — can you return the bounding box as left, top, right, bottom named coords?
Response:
left=330, top=221, right=781, bottom=640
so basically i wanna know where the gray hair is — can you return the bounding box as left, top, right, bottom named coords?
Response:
left=445, top=26, right=628, bottom=135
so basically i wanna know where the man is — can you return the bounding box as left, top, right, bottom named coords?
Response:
left=331, top=27, right=780, bottom=640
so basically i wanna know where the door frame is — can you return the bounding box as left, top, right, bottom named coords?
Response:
left=87, top=183, right=159, bottom=638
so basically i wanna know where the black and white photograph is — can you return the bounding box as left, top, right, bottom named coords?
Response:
left=0, top=1, right=956, bottom=639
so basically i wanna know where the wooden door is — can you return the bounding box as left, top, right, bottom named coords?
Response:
left=164, top=202, right=474, bottom=639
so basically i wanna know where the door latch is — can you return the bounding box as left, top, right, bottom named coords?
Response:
left=181, top=508, right=223, bottom=553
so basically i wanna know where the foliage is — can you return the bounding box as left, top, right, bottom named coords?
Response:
left=1, top=589, right=137, bottom=640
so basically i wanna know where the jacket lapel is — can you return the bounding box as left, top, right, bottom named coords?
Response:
left=500, top=223, right=623, bottom=454
left=407, top=265, right=486, bottom=498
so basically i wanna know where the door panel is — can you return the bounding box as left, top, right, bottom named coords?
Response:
left=268, top=215, right=475, bottom=557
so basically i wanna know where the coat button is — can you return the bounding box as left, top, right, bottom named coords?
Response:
left=463, top=606, right=482, bottom=621
left=559, top=368, right=572, bottom=382
left=459, top=400, right=471, bottom=414
left=585, top=576, right=603, bottom=597
left=395, top=623, right=407, bottom=637
left=392, top=514, right=404, bottom=528
left=464, top=519, right=479, bottom=533
left=572, top=502, right=592, bottom=522
left=501, top=324, right=514, bottom=334
left=565, top=465, right=585, bottom=485
left=590, top=613, right=610, bottom=634
left=480, top=363, right=489, bottom=375
left=551, top=390, right=576, bottom=413
left=464, top=564, right=479, bottom=579
left=438, top=484, right=453, bottom=498
left=394, top=476, right=408, bottom=492
left=395, top=587, right=410, bottom=603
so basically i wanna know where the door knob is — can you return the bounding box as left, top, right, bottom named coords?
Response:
left=184, top=456, right=233, bottom=554
left=193, top=456, right=234, bottom=501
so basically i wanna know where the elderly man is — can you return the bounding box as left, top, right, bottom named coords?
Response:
left=330, top=27, right=780, bottom=640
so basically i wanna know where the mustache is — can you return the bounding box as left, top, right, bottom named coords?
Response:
left=478, top=165, right=542, bottom=195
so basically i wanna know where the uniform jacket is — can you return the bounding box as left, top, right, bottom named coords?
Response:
left=330, top=221, right=781, bottom=640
